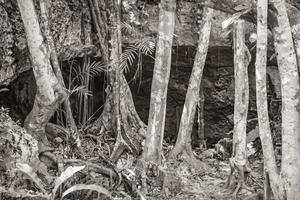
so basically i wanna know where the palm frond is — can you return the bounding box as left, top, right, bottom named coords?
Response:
left=121, top=21, right=140, bottom=36
left=70, top=61, right=106, bottom=86
left=120, top=37, right=155, bottom=73
left=88, top=61, right=107, bottom=77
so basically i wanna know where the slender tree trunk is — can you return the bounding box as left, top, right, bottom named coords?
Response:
left=264, top=171, right=271, bottom=200
left=227, top=19, right=251, bottom=198
left=17, top=0, right=66, bottom=145
left=168, top=7, right=213, bottom=171
left=107, top=0, right=125, bottom=162
left=142, top=0, right=176, bottom=165
left=197, top=87, right=205, bottom=149
left=82, top=56, right=90, bottom=126
left=255, top=1, right=285, bottom=199
left=232, top=20, right=249, bottom=168
left=39, top=0, right=79, bottom=145
left=270, top=0, right=300, bottom=198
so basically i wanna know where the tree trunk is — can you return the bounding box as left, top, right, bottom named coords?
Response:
left=291, top=24, right=300, bottom=70
left=17, top=0, right=66, bottom=145
left=270, top=0, right=300, bottom=198
left=197, top=87, right=206, bottom=149
left=227, top=19, right=250, bottom=198
left=142, top=0, right=176, bottom=165
left=233, top=19, right=249, bottom=168
left=39, top=0, right=79, bottom=145
left=168, top=7, right=213, bottom=171
left=255, top=0, right=285, bottom=199
left=87, top=0, right=145, bottom=161
left=107, top=0, right=126, bottom=162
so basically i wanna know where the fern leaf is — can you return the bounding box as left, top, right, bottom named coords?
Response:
left=121, top=22, right=140, bottom=36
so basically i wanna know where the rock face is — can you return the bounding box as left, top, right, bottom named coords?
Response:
left=122, top=1, right=255, bottom=46
left=0, top=0, right=96, bottom=86
left=0, top=108, right=39, bottom=170
left=0, top=0, right=257, bottom=86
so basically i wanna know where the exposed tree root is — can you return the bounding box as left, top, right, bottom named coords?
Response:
left=169, top=142, right=210, bottom=174
left=45, top=123, right=70, bottom=140
left=91, top=75, right=146, bottom=162
left=226, top=158, right=253, bottom=200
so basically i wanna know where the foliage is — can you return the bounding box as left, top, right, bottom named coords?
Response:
left=121, top=37, right=155, bottom=73
left=52, top=165, right=85, bottom=198
left=61, top=184, right=112, bottom=199
left=62, top=21, right=155, bottom=126
left=1, top=163, right=112, bottom=200
left=16, top=163, right=47, bottom=193
left=120, top=21, right=155, bottom=84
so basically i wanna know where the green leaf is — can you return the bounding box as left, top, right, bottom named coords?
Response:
left=61, top=184, right=112, bottom=199
left=16, top=163, right=47, bottom=193
left=52, top=165, right=85, bottom=198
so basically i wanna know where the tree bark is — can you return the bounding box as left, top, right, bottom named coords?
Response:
left=142, top=0, right=176, bottom=165
left=39, top=0, right=79, bottom=143
left=17, top=0, right=66, bottom=145
left=291, top=24, right=300, bottom=70
left=87, top=0, right=145, bottom=161
left=197, top=87, right=205, bottom=149
left=232, top=19, right=249, bottom=168
left=255, top=0, right=285, bottom=199
left=107, top=0, right=127, bottom=162
left=168, top=7, right=213, bottom=171
left=227, top=19, right=251, bottom=198
left=270, top=0, right=300, bottom=198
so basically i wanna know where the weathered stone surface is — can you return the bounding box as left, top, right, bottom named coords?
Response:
left=122, top=2, right=254, bottom=46
left=0, top=0, right=95, bottom=86
left=0, top=107, right=39, bottom=170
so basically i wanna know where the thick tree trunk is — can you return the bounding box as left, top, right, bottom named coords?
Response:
left=227, top=19, right=251, bottom=198
left=88, top=0, right=145, bottom=161
left=168, top=7, right=213, bottom=171
left=142, top=0, right=176, bottom=165
left=17, top=0, right=66, bottom=145
left=255, top=1, right=285, bottom=199
left=270, top=0, right=300, bottom=198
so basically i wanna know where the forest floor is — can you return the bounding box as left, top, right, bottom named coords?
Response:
left=145, top=152, right=264, bottom=200
left=0, top=109, right=265, bottom=200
